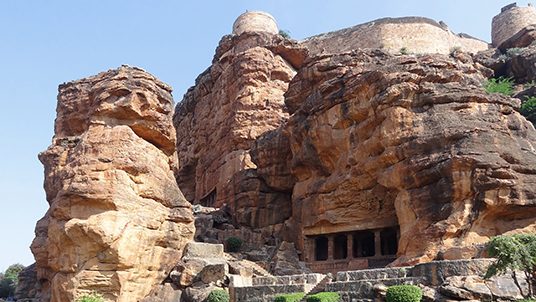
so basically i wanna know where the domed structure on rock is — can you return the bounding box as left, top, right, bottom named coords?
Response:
left=232, top=11, right=279, bottom=35
left=492, top=2, right=536, bottom=47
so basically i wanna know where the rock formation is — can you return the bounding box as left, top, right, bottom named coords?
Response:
left=173, top=31, right=305, bottom=230
left=31, top=66, right=194, bottom=301
left=175, top=9, right=536, bottom=272
left=271, top=49, right=536, bottom=265
left=24, top=5, right=536, bottom=301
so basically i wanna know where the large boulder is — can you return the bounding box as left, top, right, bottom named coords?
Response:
left=31, top=66, right=195, bottom=301
left=269, top=49, right=536, bottom=264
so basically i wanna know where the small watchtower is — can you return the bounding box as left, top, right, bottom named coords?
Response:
left=492, top=2, right=536, bottom=47
left=232, top=11, right=279, bottom=35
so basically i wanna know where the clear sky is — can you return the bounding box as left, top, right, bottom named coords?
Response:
left=0, top=0, right=522, bottom=272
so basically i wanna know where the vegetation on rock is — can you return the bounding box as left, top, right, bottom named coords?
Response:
left=385, top=285, right=423, bottom=302
left=306, top=292, right=340, bottom=302
left=521, top=96, right=536, bottom=126
left=0, top=263, right=24, bottom=298
left=484, top=77, right=514, bottom=95
left=485, top=234, right=536, bottom=298
left=507, top=47, right=524, bottom=57
left=75, top=292, right=104, bottom=302
left=274, top=292, right=305, bottom=302
left=278, top=29, right=291, bottom=39
left=226, top=236, right=243, bottom=252
left=207, top=289, right=230, bottom=302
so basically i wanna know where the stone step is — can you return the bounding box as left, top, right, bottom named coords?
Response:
left=233, top=284, right=307, bottom=302
left=326, top=277, right=424, bottom=300
left=252, top=273, right=325, bottom=286
left=299, top=274, right=333, bottom=301
left=335, top=266, right=410, bottom=281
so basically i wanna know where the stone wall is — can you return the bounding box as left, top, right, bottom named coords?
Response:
left=230, top=259, right=529, bottom=302
left=301, top=17, right=489, bottom=55
left=230, top=273, right=325, bottom=302
left=492, top=3, right=536, bottom=47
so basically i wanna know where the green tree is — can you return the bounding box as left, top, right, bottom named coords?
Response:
left=0, top=264, right=25, bottom=298
left=278, top=29, right=291, bottom=39
left=4, top=264, right=24, bottom=284
left=485, top=234, right=536, bottom=298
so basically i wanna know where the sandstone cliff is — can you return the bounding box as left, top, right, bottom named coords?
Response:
left=25, top=8, right=536, bottom=300
left=255, top=49, right=536, bottom=264
left=173, top=15, right=536, bottom=271
left=31, top=66, right=194, bottom=301
left=173, top=32, right=305, bottom=230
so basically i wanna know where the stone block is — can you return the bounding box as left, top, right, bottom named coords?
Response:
left=199, top=260, right=229, bottom=284
left=183, top=242, right=224, bottom=258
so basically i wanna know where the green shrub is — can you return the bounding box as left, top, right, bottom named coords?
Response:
left=279, top=29, right=291, bottom=39
left=517, top=299, right=536, bottom=302
left=523, top=80, right=536, bottom=89
left=521, top=96, right=536, bottom=126
left=485, top=234, right=536, bottom=298
left=76, top=292, right=104, bottom=302
left=207, top=289, right=229, bottom=302
left=484, top=77, right=514, bottom=96
left=274, top=292, right=305, bottom=302
left=507, top=47, right=524, bottom=57
left=0, top=276, right=14, bottom=298
left=0, top=264, right=25, bottom=298
left=306, top=292, right=340, bottom=302
left=385, top=285, right=423, bottom=302
left=226, top=237, right=243, bottom=252
left=399, top=47, right=409, bottom=55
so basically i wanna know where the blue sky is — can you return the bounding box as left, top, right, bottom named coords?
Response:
left=0, top=0, right=520, bottom=272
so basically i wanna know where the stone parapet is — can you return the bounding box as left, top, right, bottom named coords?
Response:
left=301, top=17, right=488, bottom=55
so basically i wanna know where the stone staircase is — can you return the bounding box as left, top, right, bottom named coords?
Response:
left=242, top=259, right=272, bottom=276
left=231, top=273, right=326, bottom=302
left=299, top=273, right=332, bottom=301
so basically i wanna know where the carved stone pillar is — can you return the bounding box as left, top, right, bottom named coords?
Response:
left=304, top=237, right=312, bottom=262
left=327, top=235, right=334, bottom=261
left=374, top=230, right=382, bottom=257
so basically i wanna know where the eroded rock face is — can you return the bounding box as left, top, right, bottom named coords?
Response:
left=266, top=50, right=536, bottom=264
left=31, top=66, right=194, bottom=301
left=173, top=32, right=305, bottom=214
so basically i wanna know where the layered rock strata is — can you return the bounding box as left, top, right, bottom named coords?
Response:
left=31, top=66, right=194, bottom=301
left=173, top=32, right=305, bottom=230
left=263, top=49, right=536, bottom=264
